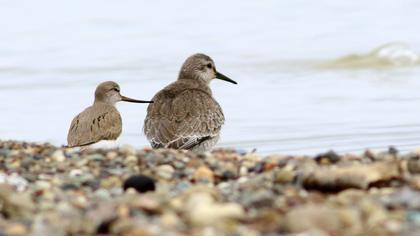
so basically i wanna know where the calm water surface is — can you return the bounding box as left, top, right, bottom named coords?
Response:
left=2, top=0, right=420, bottom=154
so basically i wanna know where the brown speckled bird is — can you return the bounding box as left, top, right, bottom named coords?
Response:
left=67, top=81, right=152, bottom=148
left=144, top=53, right=237, bottom=152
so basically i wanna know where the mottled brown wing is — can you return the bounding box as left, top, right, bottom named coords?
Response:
left=144, top=89, right=224, bottom=150
left=67, top=104, right=122, bottom=147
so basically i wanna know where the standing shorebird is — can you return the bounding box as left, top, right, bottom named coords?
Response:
left=144, top=53, right=237, bottom=152
left=67, top=81, right=153, bottom=148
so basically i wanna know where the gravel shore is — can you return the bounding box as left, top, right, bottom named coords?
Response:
left=1, top=140, right=420, bottom=236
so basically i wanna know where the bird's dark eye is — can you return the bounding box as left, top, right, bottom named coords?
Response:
left=206, top=63, right=212, bottom=69
left=113, top=88, right=120, bottom=92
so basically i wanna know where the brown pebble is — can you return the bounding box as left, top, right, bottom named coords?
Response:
left=193, top=166, right=214, bottom=183
left=4, top=223, right=28, bottom=236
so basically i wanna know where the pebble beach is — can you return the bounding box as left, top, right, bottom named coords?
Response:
left=1, top=140, right=420, bottom=236
left=2, top=1, right=420, bottom=236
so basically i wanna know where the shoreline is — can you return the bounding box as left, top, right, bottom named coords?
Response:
left=0, top=140, right=419, bottom=235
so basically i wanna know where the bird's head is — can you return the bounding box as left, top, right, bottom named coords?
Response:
left=94, top=81, right=153, bottom=105
left=179, top=53, right=237, bottom=85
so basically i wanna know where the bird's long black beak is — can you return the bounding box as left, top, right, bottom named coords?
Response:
left=215, top=71, right=237, bottom=84
left=121, top=95, right=153, bottom=103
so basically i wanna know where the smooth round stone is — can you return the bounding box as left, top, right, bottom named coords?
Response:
left=51, top=150, right=65, bottom=162
left=69, top=169, right=83, bottom=177
left=87, top=154, right=105, bottom=161
left=193, top=166, right=214, bottom=184
left=120, top=144, right=136, bottom=156
left=174, top=181, right=192, bottom=192
left=173, top=161, right=185, bottom=169
left=123, top=175, right=156, bottom=193
left=94, top=189, right=112, bottom=200
left=0, top=148, right=10, bottom=157
left=157, top=165, right=175, bottom=180
left=4, top=223, right=27, bottom=236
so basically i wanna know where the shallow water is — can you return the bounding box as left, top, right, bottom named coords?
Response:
left=1, top=0, right=420, bottom=155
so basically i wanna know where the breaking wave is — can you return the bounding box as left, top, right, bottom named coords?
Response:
left=319, top=43, right=420, bottom=69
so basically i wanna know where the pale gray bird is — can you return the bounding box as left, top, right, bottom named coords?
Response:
left=144, top=53, right=237, bottom=152
left=67, top=81, right=152, bottom=148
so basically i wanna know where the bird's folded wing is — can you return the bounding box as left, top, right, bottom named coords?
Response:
left=67, top=105, right=122, bottom=147
left=144, top=89, right=224, bottom=149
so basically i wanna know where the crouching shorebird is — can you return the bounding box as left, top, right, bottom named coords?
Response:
left=67, top=81, right=153, bottom=148
left=144, top=53, right=237, bottom=152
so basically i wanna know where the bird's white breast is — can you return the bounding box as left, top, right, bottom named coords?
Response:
left=88, top=140, right=120, bottom=149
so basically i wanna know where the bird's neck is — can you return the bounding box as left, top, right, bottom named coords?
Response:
left=176, top=77, right=213, bottom=95
left=93, top=100, right=115, bottom=106
left=179, top=69, right=212, bottom=83
left=179, top=71, right=210, bottom=84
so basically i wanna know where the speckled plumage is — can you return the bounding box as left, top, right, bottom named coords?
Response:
left=67, top=81, right=152, bottom=148
left=144, top=54, right=236, bottom=152
left=67, top=103, right=122, bottom=147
